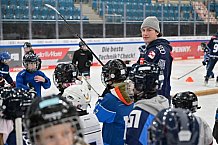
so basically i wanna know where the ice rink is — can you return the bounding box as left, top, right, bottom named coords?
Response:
left=11, top=59, right=218, bottom=144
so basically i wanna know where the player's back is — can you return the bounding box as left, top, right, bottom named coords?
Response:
left=80, top=113, right=103, bottom=145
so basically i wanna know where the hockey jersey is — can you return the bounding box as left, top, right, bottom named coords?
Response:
left=80, top=113, right=103, bottom=145
left=195, top=116, right=213, bottom=145
left=0, top=62, right=13, bottom=84
left=207, top=33, right=218, bottom=58
left=94, top=83, right=134, bottom=145
left=125, top=95, right=169, bottom=145
left=16, top=70, right=51, bottom=97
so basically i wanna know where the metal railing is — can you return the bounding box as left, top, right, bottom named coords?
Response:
left=0, top=0, right=217, bottom=40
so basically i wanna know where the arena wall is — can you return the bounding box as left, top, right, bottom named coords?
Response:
left=0, top=36, right=211, bottom=71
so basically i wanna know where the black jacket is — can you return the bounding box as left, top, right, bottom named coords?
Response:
left=72, top=49, right=93, bottom=72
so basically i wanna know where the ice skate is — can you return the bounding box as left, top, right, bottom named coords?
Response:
left=215, top=77, right=218, bottom=87
left=204, top=77, right=209, bottom=86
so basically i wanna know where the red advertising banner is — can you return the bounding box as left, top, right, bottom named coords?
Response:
left=171, top=41, right=204, bottom=60
left=33, top=48, right=70, bottom=60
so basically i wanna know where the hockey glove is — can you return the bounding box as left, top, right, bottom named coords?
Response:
left=202, top=61, right=207, bottom=66
left=10, top=81, right=16, bottom=88
left=85, top=61, right=92, bottom=67
left=0, top=77, right=5, bottom=88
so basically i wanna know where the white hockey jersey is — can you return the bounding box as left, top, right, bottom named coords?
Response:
left=196, top=116, right=213, bottom=145
left=79, top=113, right=103, bottom=145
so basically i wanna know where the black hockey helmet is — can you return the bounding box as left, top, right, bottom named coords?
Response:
left=101, top=59, right=127, bottom=85
left=23, top=52, right=39, bottom=72
left=23, top=42, right=32, bottom=48
left=148, top=108, right=200, bottom=145
left=53, top=63, right=79, bottom=90
left=130, top=63, right=163, bottom=100
left=24, top=94, right=82, bottom=144
left=172, top=91, right=201, bottom=113
left=1, top=87, right=36, bottom=119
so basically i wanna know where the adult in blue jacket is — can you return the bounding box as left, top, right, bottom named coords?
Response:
left=94, top=59, right=134, bottom=145
left=138, top=16, right=173, bottom=104
left=16, top=52, right=51, bottom=97
left=125, top=63, right=169, bottom=145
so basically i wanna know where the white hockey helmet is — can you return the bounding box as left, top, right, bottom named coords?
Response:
left=62, top=84, right=91, bottom=111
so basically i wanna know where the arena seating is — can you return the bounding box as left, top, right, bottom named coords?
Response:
left=1, top=0, right=89, bottom=20
left=2, top=0, right=216, bottom=22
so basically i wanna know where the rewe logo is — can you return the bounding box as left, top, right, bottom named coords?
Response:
left=34, top=48, right=69, bottom=60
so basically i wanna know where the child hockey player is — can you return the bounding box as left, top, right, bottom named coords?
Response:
left=172, top=91, right=213, bottom=145
left=201, top=42, right=214, bottom=79
left=22, top=42, right=42, bottom=70
left=148, top=108, right=200, bottom=145
left=213, top=108, right=218, bottom=144
left=24, top=94, right=88, bottom=145
left=204, top=32, right=218, bottom=86
left=54, top=62, right=103, bottom=144
left=62, top=84, right=103, bottom=145
left=53, top=63, right=80, bottom=95
left=0, top=87, right=35, bottom=145
left=0, top=51, right=15, bottom=88
left=16, top=52, right=51, bottom=97
left=125, top=63, right=169, bottom=145
left=94, top=59, right=134, bottom=145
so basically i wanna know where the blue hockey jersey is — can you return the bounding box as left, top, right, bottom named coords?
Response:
left=0, top=62, right=13, bottom=84
left=16, top=69, right=51, bottom=97
left=207, top=33, right=218, bottom=58
left=125, top=96, right=169, bottom=145
left=94, top=83, right=134, bottom=145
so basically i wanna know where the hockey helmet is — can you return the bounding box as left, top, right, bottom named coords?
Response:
left=172, top=91, right=201, bottom=113
left=130, top=63, right=163, bottom=100
left=148, top=108, right=200, bottom=145
left=23, top=42, right=32, bottom=48
left=53, top=63, right=79, bottom=91
left=1, top=87, right=35, bottom=120
left=0, top=51, right=11, bottom=64
left=25, top=94, right=82, bottom=144
left=101, top=59, right=127, bottom=86
left=23, top=52, right=39, bottom=72
left=62, top=84, right=91, bottom=111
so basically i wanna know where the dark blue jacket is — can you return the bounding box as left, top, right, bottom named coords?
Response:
left=16, top=70, right=51, bottom=97
left=207, top=33, right=218, bottom=58
left=0, top=62, right=13, bottom=84
left=140, top=38, right=173, bottom=98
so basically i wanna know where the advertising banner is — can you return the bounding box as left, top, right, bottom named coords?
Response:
left=171, top=41, right=205, bottom=60
left=0, top=48, right=22, bottom=68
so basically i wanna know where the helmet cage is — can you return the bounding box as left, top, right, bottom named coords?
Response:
left=148, top=108, right=199, bottom=145
left=101, top=59, right=127, bottom=85
left=28, top=116, right=82, bottom=145
left=131, top=63, right=162, bottom=94
left=23, top=53, right=39, bottom=72
left=53, top=63, right=79, bottom=90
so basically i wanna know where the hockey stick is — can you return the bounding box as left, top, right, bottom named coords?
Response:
left=45, top=4, right=104, bottom=66
left=81, top=75, right=101, bottom=97
left=15, top=118, right=23, bottom=145
left=173, top=65, right=203, bottom=80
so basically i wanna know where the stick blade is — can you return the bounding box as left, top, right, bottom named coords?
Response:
left=45, top=4, right=60, bottom=15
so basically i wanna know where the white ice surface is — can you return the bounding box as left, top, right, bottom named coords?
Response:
left=10, top=59, right=218, bottom=144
